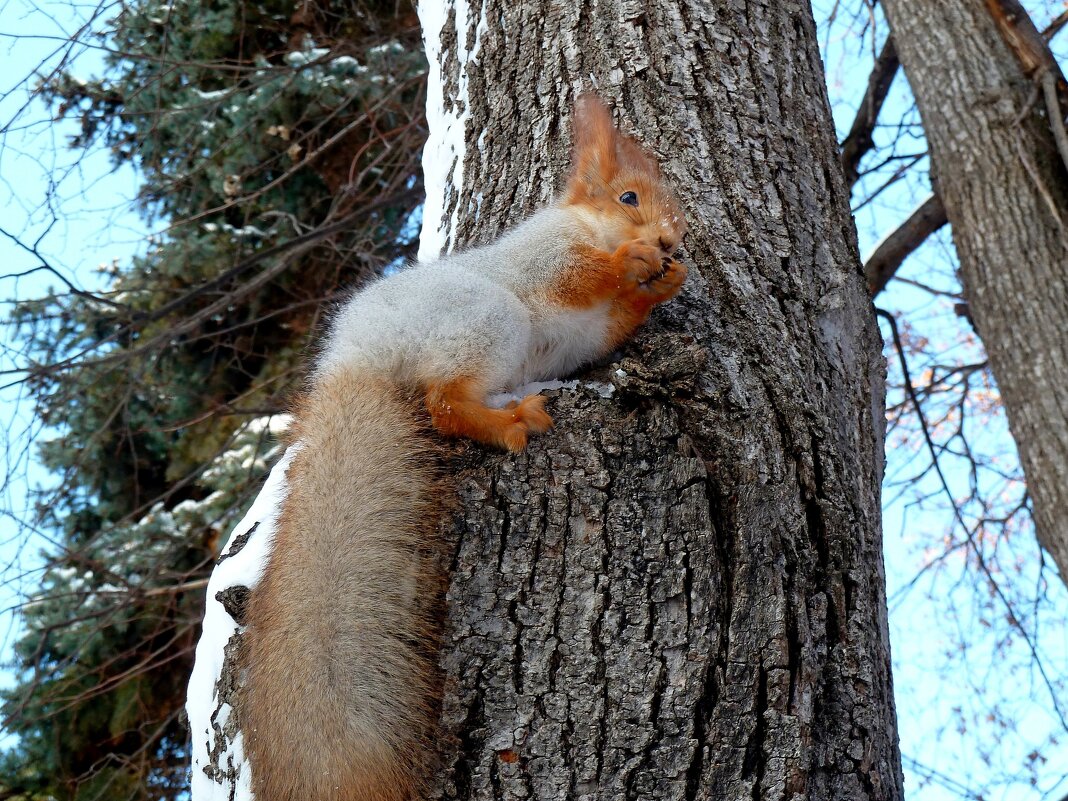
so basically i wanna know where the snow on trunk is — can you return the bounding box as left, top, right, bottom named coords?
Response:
left=186, top=447, right=296, bottom=801
left=417, top=0, right=487, bottom=260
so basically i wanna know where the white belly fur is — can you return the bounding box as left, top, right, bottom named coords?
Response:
left=523, top=303, right=612, bottom=383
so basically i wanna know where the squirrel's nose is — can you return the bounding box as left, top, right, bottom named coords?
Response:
left=659, top=235, right=678, bottom=255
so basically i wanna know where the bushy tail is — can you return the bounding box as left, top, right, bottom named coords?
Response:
left=242, top=368, right=440, bottom=801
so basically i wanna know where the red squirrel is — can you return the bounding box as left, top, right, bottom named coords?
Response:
left=240, top=94, right=688, bottom=801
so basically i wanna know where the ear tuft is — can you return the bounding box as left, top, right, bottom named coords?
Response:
left=615, top=132, right=661, bottom=178
left=573, top=93, right=616, bottom=151
left=566, top=93, right=619, bottom=192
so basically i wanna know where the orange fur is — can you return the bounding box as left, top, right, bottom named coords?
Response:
left=242, top=371, right=440, bottom=801
left=426, top=378, right=552, bottom=452
left=605, top=259, right=688, bottom=346
left=564, top=96, right=664, bottom=207
left=562, top=94, right=687, bottom=257
left=548, top=242, right=688, bottom=347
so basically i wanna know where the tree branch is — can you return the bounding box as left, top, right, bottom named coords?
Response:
left=985, top=0, right=1068, bottom=166
left=840, top=36, right=900, bottom=189
left=985, top=0, right=1066, bottom=81
left=1045, top=9, right=1068, bottom=41
left=865, top=193, right=948, bottom=295
left=860, top=3, right=1068, bottom=295
left=1041, top=69, right=1068, bottom=172
left=865, top=0, right=1068, bottom=297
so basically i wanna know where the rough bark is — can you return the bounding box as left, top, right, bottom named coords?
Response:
left=882, top=0, right=1068, bottom=584
left=423, top=2, right=901, bottom=800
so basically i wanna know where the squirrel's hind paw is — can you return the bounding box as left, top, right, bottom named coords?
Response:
left=427, top=381, right=554, bottom=452
left=514, top=394, right=554, bottom=434
left=500, top=394, right=553, bottom=451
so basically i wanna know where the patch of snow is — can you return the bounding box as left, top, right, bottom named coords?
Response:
left=187, top=447, right=298, bottom=801
left=171, top=491, right=224, bottom=518
left=246, top=414, right=292, bottom=436
left=369, top=41, right=405, bottom=55
left=488, top=380, right=574, bottom=407
left=585, top=381, right=615, bottom=399
left=221, top=223, right=268, bottom=239
left=284, top=46, right=330, bottom=67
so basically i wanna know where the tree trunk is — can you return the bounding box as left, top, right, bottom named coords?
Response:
left=421, top=2, right=901, bottom=800
left=882, top=0, right=1068, bottom=583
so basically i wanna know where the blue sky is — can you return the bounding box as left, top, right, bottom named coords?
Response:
left=1, top=0, right=1066, bottom=797
left=0, top=0, right=146, bottom=692
left=816, top=2, right=1068, bottom=797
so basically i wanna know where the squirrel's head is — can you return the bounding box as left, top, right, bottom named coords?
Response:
left=562, top=93, right=687, bottom=256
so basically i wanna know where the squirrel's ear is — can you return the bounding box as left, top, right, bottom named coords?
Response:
left=565, top=94, right=660, bottom=202
left=615, top=129, right=661, bottom=178
left=567, top=93, right=620, bottom=191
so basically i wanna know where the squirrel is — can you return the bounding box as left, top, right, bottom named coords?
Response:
left=240, top=93, right=688, bottom=801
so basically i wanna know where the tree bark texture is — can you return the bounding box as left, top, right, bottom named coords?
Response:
left=882, top=0, right=1068, bottom=584
left=423, top=2, right=901, bottom=800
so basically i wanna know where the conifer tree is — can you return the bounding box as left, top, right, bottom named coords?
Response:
left=2, top=1, right=426, bottom=797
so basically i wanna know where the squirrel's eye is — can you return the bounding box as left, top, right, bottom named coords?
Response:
left=619, top=191, right=639, bottom=207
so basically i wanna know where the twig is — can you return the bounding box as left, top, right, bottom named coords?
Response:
left=2, top=187, right=420, bottom=383
left=1045, top=9, right=1068, bottom=41
left=840, top=36, right=900, bottom=189
left=1015, top=133, right=1067, bottom=231
left=1040, top=69, right=1068, bottom=173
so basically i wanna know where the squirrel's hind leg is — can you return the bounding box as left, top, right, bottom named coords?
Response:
left=425, top=378, right=552, bottom=452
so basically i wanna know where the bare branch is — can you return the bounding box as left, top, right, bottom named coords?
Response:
left=1045, top=9, right=1068, bottom=41
left=1041, top=69, right=1068, bottom=173
left=865, top=193, right=948, bottom=294
left=878, top=307, right=1068, bottom=731
left=983, top=0, right=1068, bottom=179
left=985, top=0, right=1067, bottom=83
left=1015, top=130, right=1067, bottom=230
left=840, top=36, right=900, bottom=188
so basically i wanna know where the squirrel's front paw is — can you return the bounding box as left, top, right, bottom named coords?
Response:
left=613, top=240, right=665, bottom=287
left=638, top=258, right=688, bottom=302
